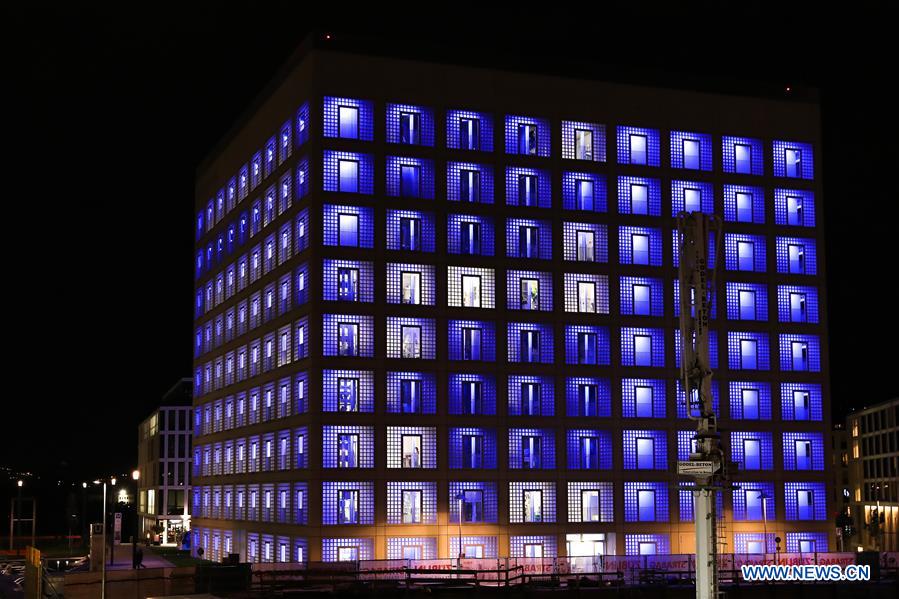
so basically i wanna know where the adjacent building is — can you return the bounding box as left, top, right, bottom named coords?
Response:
left=191, top=37, right=831, bottom=563
left=137, top=378, right=194, bottom=545
left=847, top=398, right=899, bottom=551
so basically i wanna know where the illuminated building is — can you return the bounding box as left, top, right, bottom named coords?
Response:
left=191, top=38, right=831, bottom=562
left=137, top=378, right=193, bottom=545
left=847, top=399, right=899, bottom=551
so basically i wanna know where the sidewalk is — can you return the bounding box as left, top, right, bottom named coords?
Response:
left=107, top=543, right=174, bottom=570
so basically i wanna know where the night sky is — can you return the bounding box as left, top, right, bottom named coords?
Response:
left=7, top=6, right=896, bottom=484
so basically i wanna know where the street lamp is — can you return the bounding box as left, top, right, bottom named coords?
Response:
left=454, top=492, right=465, bottom=563
left=131, top=470, right=140, bottom=569
left=759, top=491, right=771, bottom=558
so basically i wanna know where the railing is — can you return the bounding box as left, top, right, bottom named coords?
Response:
left=246, top=552, right=899, bottom=591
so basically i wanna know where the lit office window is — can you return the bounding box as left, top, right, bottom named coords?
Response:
left=401, top=326, right=422, bottom=359
left=632, top=234, right=649, bottom=265
left=460, top=222, right=480, bottom=254
left=576, top=231, right=595, bottom=262
left=337, top=378, right=358, bottom=412
left=630, top=134, right=647, bottom=165
left=399, top=217, right=421, bottom=252
left=519, top=226, right=539, bottom=258
left=575, top=129, right=593, bottom=160
left=576, top=179, right=594, bottom=210
left=683, top=139, right=700, bottom=169
left=520, top=279, right=539, bottom=310
left=520, top=330, right=541, bottom=363
left=461, top=275, right=481, bottom=308
left=460, top=169, right=480, bottom=203
left=337, top=434, right=358, bottom=468
left=460, top=117, right=479, bottom=150
left=338, top=106, right=359, bottom=139
left=522, top=436, right=542, bottom=469
left=401, top=271, right=421, bottom=305
left=337, top=268, right=359, bottom=302
left=519, top=174, right=538, bottom=206
left=338, top=323, right=359, bottom=357
left=519, top=124, right=538, bottom=155
left=735, top=143, right=752, bottom=174
left=401, top=435, right=422, bottom=468
left=523, top=490, right=543, bottom=522
left=462, top=327, right=482, bottom=360
left=400, top=379, right=421, bottom=414
left=338, top=160, right=359, bottom=193
left=338, top=214, right=359, bottom=247
left=784, top=148, right=801, bottom=178
left=400, top=112, right=420, bottom=144
left=578, top=282, right=596, bottom=313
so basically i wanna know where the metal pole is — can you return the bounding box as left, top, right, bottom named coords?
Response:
left=8, top=499, right=12, bottom=551
left=761, top=493, right=768, bottom=558
left=457, top=496, right=463, bottom=561
left=31, top=500, right=36, bottom=549
left=101, top=482, right=107, bottom=599
left=16, top=483, right=22, bottom=552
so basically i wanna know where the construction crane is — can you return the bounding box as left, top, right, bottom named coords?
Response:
left=676, top=211, right=724, bottom=599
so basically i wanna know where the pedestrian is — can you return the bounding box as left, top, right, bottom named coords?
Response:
left=135, top=546, right=145, bottom=569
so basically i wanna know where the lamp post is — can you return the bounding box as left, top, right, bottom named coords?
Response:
left=81, top=482, right=87, bottom=548
left=454, top=493, right=464, bottom=563
left=759, top=491, right=770, bottom=557
left=131, top=470, right=140, bottom=569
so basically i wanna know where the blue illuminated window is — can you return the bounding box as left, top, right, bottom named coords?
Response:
left=447, top=110, right=493, bottom=152
left=565, top=326, right=610, bottom=366
left=338, top=434, right=358, bottom=468
left=338, top=323, right=358, bottom=357
left=617, top=126, right=660, bottom=166
left=387, top=210, right=435, bottom=253
left=729, top=382, right=772, bottom=420
left=323, top=97, right=371, bottom=140
left=618, top=176, right=661, bottom=216
left=723, top=185, right=765, bottom=224
left=324, top=151, right=373, bottom=194
left=519, top=225, right=539, bottom=258
left=736, top=483, right=774, bottom=522
left=623, top=430, right=667, bottom=470
left=725, top=234, right=766, bottom=272
left=779, top=334, right=821, bottom=372
left=338, top=106, right=358, bottom=139
left=683, top=139, right=699, bottom=169
left=784, top=482, right=826, bottom=520
left=775, top=188, right=815, bottom=227
left=400, top=112, right=420, bottom=145
left=781, top=384, right=822, bottom=421
left=387, top=104, right=434, bottom=146
left=461, top=221, right=480, bottom=254
left=519, top=124, right=538, bottom=155
left=521, top=330, right=540, bottom=363
left=506, top=116, right=550, bottom=156
left=619, top=227, right=662, bottom=266
left=399, top=217, right=421, bottom=251
left=337, top=267, right=359, bottom=302
left=337, top=490, right=359, bottom=524
left=773, top=140, right=814, bottom=179
left=566, top=378, right=611, bottom=417
left=448, top=162, right=493, bottom=204
left=387, top=157, right=435, bottom=199
left=334, top=160, right=356, bottom=193
left=723, top=136, right=763, bottom=175
left=460, top=169, right=479, bottom=202
left=621, top=328, right=665, bottom=367
left=636, top=438, right=654, bottom=468
left=630, top=134, right=647, bottom=164
left=777, top=237, right=817, bottom=275
left=730, top=431, right=773, bottom=470
left=337, top=213, right=358, bottom=247
left=460, top=117, right=479, bottom=150
left=786, top=533, right=828, bottom=553
left=624, top=482, right=667, bottom=522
